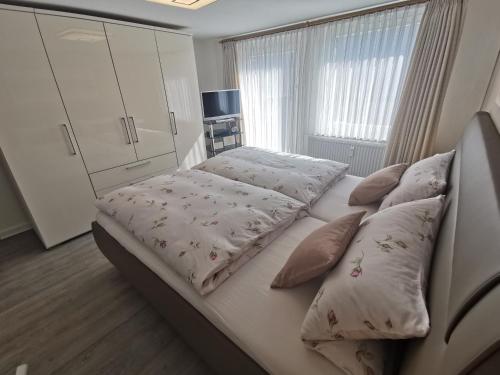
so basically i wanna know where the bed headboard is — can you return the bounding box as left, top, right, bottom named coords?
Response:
left=483, top=52, right=500, bottom=134
left=400, top=112, right=500, bottom=375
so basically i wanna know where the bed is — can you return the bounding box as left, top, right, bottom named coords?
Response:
left=96, top=213, right=333, bottom=374
left=309, top=175, right=379, bottom=222
left=193, top=146, right=349, bottom=207
left=93, top=112, right=500, bottom=374
left=193, top=146, right=378, bottom=222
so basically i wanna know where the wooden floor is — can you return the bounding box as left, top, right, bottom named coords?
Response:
left=0, top=230, right=213, bottom=375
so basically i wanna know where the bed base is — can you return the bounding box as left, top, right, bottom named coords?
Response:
left=92, top=112, right=500, bottom=375
left=92, top=221, right=267, bottom=375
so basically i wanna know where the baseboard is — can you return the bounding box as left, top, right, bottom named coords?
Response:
left=0, top=222, right=32, bottom=240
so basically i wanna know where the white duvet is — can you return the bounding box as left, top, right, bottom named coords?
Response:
left=95, top=169, right=307, bottom=295
left=194, top=147, right=349, bottom=206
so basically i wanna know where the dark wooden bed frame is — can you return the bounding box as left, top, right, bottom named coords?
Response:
left=93, top=112, right=500, bottom=375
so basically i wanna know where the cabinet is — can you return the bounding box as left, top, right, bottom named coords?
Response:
left=90, top=154, right=178, bottom=197
left=36, top=15, right=137, bottom=173
left=0, top=7, right=205, bottom=248
left=156, top=31, right=206, bottom=169
left=105, top=23, right=176, bottom=161
left=0, top=9, right=97, bottom=248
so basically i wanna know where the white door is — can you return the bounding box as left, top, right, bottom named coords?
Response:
left=36, top=14, right=137, bottom=173
left=155, top=32, right=207, bottom=169
left=0, top=9, right=97, bottom=248
left=105, top=23, right=176, bottom=161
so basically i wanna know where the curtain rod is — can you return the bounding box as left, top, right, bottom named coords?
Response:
left=220, top=0, right=428, bottom=44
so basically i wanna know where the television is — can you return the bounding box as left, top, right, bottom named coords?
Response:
left=201, top=89, right=241, bottom=120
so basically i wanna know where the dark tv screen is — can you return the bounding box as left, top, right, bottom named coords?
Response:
left=202, top=90, right=240, bottom=120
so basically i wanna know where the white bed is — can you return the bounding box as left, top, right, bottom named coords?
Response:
left=97, top=212, right=345, bottom=375
left=194, top=146, right=379, bottom=222
left=310, top=175, right=379, bottom=222
left=194, top=146, right=349, bottom=207
left=93, top=112, right=500, bottom=375
left=93, top=168, right=381, bottom=374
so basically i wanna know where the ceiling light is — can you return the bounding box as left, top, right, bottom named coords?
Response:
left=146, top=0, right=216, bottom=10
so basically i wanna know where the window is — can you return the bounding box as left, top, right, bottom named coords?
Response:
left=232, top=4, right=425, bottom=153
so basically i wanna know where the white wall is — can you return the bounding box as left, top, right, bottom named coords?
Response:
left=434, top=0, right=500, bottom=152
left=193, top=38, right=224, bottom=92
left=0, top=161, right=30, bottom=239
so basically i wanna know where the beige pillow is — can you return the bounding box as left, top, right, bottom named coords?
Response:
left=349, top=164, right=408, bottom=205
left=301, top=196, right=445, bottom=341
left=379, top=150, right=455, bottom=211
left=271, top=211, right=365, bottom=288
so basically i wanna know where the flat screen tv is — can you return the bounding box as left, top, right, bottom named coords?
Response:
left=201, top=89, right=241, bottom=120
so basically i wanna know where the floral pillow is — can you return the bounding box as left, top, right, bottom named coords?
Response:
left=379, top=150, right=455, bottom=211
left=301, top=196, right=445, bottom=341
left=305, top=340, right=385, bottom=375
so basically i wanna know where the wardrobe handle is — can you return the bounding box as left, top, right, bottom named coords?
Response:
left=120, top=117, right=131, bottom=145
left=170, top=112, right=178, bottom=135
left=128, top=116, right=139, bottom=143
left=125, top=160, right=151, bottom=170
left=61, top=124, right=77, bottom=156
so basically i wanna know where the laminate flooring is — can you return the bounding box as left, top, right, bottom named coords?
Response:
left=0, top=230, right=213, bottom=375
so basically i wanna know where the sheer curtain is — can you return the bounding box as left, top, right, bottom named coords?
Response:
left=235, top=31, right=307, bottom=151
left=304, top=5, right=425, bottom=142
left=226, top=4, right=425, bottom=154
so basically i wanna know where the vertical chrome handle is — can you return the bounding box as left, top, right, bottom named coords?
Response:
left=170, top=112, right=178, bottom=135
left=128, top=116, right=139, bottom=143
left=120, top=117, right=131, bottom=145
left=61, top=124, right=77, bottom=156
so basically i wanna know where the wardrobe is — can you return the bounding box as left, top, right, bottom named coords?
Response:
left=0, top=5, right=206, bottom=248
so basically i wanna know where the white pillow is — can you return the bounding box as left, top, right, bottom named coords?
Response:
left=379, top=150, right=455, bottom=211
left=305, top=340, right=385, bottom=375
left=301, top=196, right=445, bottom=341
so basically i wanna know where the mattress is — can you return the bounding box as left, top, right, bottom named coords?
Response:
left=310, top=175, right=379, bottom=222
left=96, top=212, right=345, bottom=375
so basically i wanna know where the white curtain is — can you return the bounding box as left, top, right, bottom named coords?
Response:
left=235, top=31, right=308, bottom=151
left=228, top=4, right=425, bottom=154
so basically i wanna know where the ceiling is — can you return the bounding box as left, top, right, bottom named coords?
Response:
left=13, top=0, right=396, bottom=39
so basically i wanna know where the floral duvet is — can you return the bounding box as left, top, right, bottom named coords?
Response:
left=96, top=169, right=307, bottom=295
left=194, top=147, right=349, bottom=206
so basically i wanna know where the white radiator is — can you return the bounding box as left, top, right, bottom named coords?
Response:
left=307, top=135, right=386, bottom=177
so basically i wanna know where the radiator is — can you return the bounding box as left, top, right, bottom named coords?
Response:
left=307, top=135, right=386, bottom=177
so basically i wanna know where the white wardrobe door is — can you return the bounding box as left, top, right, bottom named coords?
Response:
left=105, top=23, right=176, bottom=161
left=0, top=9, right=97, bottom=248
left=36, top=14, right=137, bottom=173
left=155, top=32, right=207, bottom=169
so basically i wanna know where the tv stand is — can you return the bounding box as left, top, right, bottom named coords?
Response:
left=204, top=117, right=243, bottom=158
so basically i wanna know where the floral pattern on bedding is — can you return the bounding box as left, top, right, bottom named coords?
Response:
left=194, top=147, right=349, bottom=206
left=301, top=196, right=445, bottom=341
left=305, top=340, right=385, bottom=375
left=379, top=150, right=455, bottom=210
left=95, top=169, right=307, bottom=295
